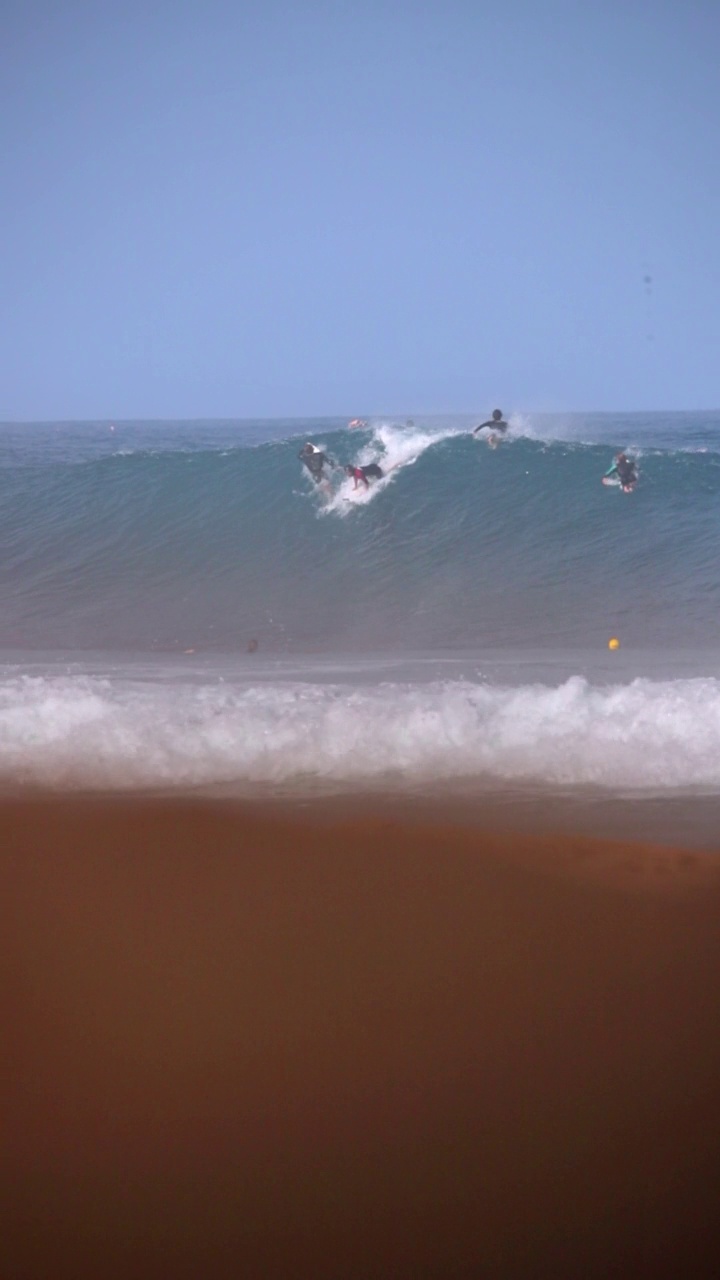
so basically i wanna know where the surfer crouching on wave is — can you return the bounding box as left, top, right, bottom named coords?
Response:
left=344, top=463, right=383, bottom=490
left=298, top=442, right=336, bottom=485
left=473, top=409, right=508, bottom=448
left=604, top=452, right=638, bottom=491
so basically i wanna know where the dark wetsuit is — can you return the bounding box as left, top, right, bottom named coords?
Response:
left=473, top=418, right=508, bottom=435
left=606, top=457, right=637, bottom=488
left=617, top=458, right=637, bottom=487
left=299, top=448, right=333, bottom=484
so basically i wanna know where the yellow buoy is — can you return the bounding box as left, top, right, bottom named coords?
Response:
left=608, top=637, right=620, bottom=650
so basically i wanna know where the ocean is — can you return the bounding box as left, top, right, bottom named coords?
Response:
left=2, top=411, right=720, bottom=846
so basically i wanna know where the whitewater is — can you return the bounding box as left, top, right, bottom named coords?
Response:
left=2, top=411, right=720, bottom=837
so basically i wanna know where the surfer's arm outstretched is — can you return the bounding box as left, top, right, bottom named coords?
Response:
left=604, top=453, right=637, bottom=489
left=474, top=410, right=507, bottom=437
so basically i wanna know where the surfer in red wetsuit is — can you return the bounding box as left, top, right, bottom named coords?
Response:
left=344, top=463, right=384, bottom=490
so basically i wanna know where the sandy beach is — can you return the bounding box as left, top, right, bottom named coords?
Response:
left=2, top=795, right=720, bottom=1278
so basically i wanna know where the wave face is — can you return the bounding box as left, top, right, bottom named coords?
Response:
left=2, top=412, right=720, bottom=654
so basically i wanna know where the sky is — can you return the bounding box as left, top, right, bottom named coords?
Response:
left=2, top=0, right=719, bottom=418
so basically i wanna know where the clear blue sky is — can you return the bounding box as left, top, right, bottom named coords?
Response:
left=2, top=0, right=719, bottom=418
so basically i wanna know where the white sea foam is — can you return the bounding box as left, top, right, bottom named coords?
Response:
left=321, top=420, right=465, bottom=515
left=2, top=672, right=720, bottom=793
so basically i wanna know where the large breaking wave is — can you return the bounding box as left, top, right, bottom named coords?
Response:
left=2, top=414, right=720, bottom=653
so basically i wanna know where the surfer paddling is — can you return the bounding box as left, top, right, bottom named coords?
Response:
left=344, top=463, right=384, bottom=490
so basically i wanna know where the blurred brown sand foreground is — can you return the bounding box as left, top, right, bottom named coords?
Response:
left=2, top=795, right=720, bottom=1278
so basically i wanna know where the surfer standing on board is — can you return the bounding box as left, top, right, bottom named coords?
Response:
left=298, top=442, right=336, bottom=486
left=473, top=409, right=508, bottom=448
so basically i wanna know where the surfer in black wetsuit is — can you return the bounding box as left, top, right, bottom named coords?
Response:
left=344, top=463, right=384, bottom=490
left=605, top=452, right=638, bottom=491
left=473, top=409, right=508, bottom=448
left=298, top=442, right=336, bottom=485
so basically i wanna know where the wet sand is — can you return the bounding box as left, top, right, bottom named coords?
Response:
left=2, top=795, right=720, bottom=1278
